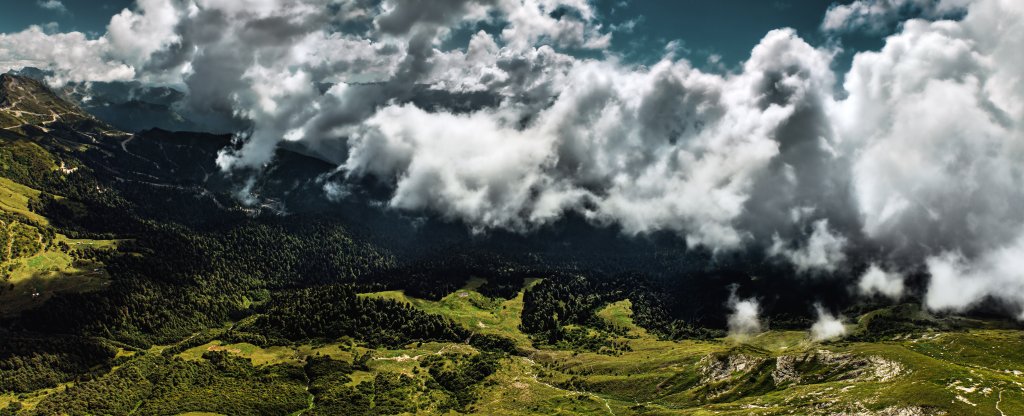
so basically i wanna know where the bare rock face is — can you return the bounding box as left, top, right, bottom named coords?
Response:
left=809, top=350, right=907, bottom=382
left=823, top=404, right=946, bottom=416
left=697, top=349, right=908, bottom=405
left=859, top=406, right=944, bottom=416
left=867, top=356, right=907, bottom=382
left=771, top=354, right=803, bottom=385
left=698, top=353, right=766, bottom=384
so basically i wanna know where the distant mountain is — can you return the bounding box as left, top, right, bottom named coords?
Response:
left=0, top=73, right=331, bottom=219
left=0, top=73, right=95, bottom=128
left=0, top=72, right=966, bottom=330
left=1, top=68, right=1023, bottom=416
left=0, top=72, right=862, bottom=325
left=7, top=67, right=243, bottom=134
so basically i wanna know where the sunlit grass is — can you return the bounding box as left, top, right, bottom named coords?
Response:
left=130, top=283, right=1024, bottom=414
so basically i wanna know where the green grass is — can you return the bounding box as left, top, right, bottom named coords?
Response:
left=57, top=236, right=122, bottom=251
left=359, top=286, right=1024, bottom=414
left=25, top=278, right=1024, bottom=415
left=351, top=283, right=1018, bottom=413
left=741, top=331, right=813, bottom=353
left=0, top=251, right=109, bottom=317
left=0, top=381, right=77, bottom=414
left=359, top=279, right=536, bottom=348
left=0, top=111, right=23, bottom=129
left=0, top=177, right=47, bottom=224
left=0, top=175, right=120, bottom=316
left=596, top=299, right=649, bottom=338
left=0, top=232, right=119, bottom=317
left=178, top=341, right=356, bottom=367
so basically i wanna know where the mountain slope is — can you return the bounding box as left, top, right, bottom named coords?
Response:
left=0, top=73, right=1023, bottom=416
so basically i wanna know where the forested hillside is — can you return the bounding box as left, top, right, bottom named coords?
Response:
left=1, top=73, right=1023, bottom=415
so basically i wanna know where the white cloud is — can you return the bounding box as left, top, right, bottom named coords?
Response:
left=727, top=290, right=763, bottom=338
left=0, top=26, right=134, bottom=86
left=925, top=230, right=1024, bottom=319
left=0, top=0, right=836, bottom=255
left=858, top=264, right=905, bottom=300
left=821, top=0, right=971, bottom=33
left=498, top=0, right=610, bottom=50
left=810, top=304, right=846, bottom=341
left=0, top=0, right=183, bottom=86
left=838, top=0, right=1024, bottom=315
left=343, top=104, right=573, bottom=231
left=769, top=219, right=847, bottom=273
left=105, top=0, right=183, bottom=69
left=37, top=0, right=67, bottom=13
left=334, top=28, right=838, bottom=249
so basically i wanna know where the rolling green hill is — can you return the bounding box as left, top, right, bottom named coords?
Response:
left=0, top=73, right=1022, bottom=416
left=6, top=279, right=1022, bottom=415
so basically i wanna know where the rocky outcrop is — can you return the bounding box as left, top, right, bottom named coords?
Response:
left=697, top=349, right=907, bottom=403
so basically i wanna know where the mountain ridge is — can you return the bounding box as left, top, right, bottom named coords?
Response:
left=0, top=72, right=1022, bottom=415
left=0, top=73, right=96, bottom=129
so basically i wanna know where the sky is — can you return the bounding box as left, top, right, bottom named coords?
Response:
left=596, top=0, right=839, bottom=64
left=0, top=0, right=862, bottom=68
left=0, top=0, right=135, bottom=35
left=0, top=0, right=1023, bottom=321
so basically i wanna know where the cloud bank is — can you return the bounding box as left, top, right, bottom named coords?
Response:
left=2, top=0, right=1024, bottom=318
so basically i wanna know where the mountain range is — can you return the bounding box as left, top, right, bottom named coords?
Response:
left=0, top=73, right=1022, bottom=415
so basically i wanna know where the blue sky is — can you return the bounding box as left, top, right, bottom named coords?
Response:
left=596, top=0, right=837, bottom=64
left=0, top=0, right=874, bottom=69
left=0, top=0, right=134, bottom=36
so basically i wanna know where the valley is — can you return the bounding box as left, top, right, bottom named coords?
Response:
left=0, top=73, right=1022, bottom=415
left=5, top=276, right=1024, bottom=415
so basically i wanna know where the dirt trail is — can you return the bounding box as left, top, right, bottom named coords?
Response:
left=0, top=96, right=66, bottom=131
left=520, top=356, right=616, bottom=415
left=373, top=344, right=467, bottom=363
left=996, top=390, right=1007, bottom=416
left=119, top=134, right=167, bottom=171
left=120, top=134, right=135, bottom=153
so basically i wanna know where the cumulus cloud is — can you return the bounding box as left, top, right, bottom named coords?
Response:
left=837, top=0, right=1024, bottom=315
left=496, top=0, right=610, bottom=50
left=810, top=304, right=846, bottom=341
left=3, top=0, right=1024, bottom=319
left=194, top=0, right=614, bottom=172
left=726, top=289, right=762, bottom=338
left=105, top=0, right=183, bottom=70
left=0, top=1, right=838, bottom=251
left=821, top=0, right=971, bottom=33
left=343, top=104, right=571, bottom=231
left=0, top=26, right=134, bottom=86
left=339, top=28, right=837, bottom=248
left=0, top=0, right=184, bottom=86
left=858, top=264, right=905, bottom=300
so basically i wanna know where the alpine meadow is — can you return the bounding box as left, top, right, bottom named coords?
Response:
left=1, top=0, right=1024, bottom=415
